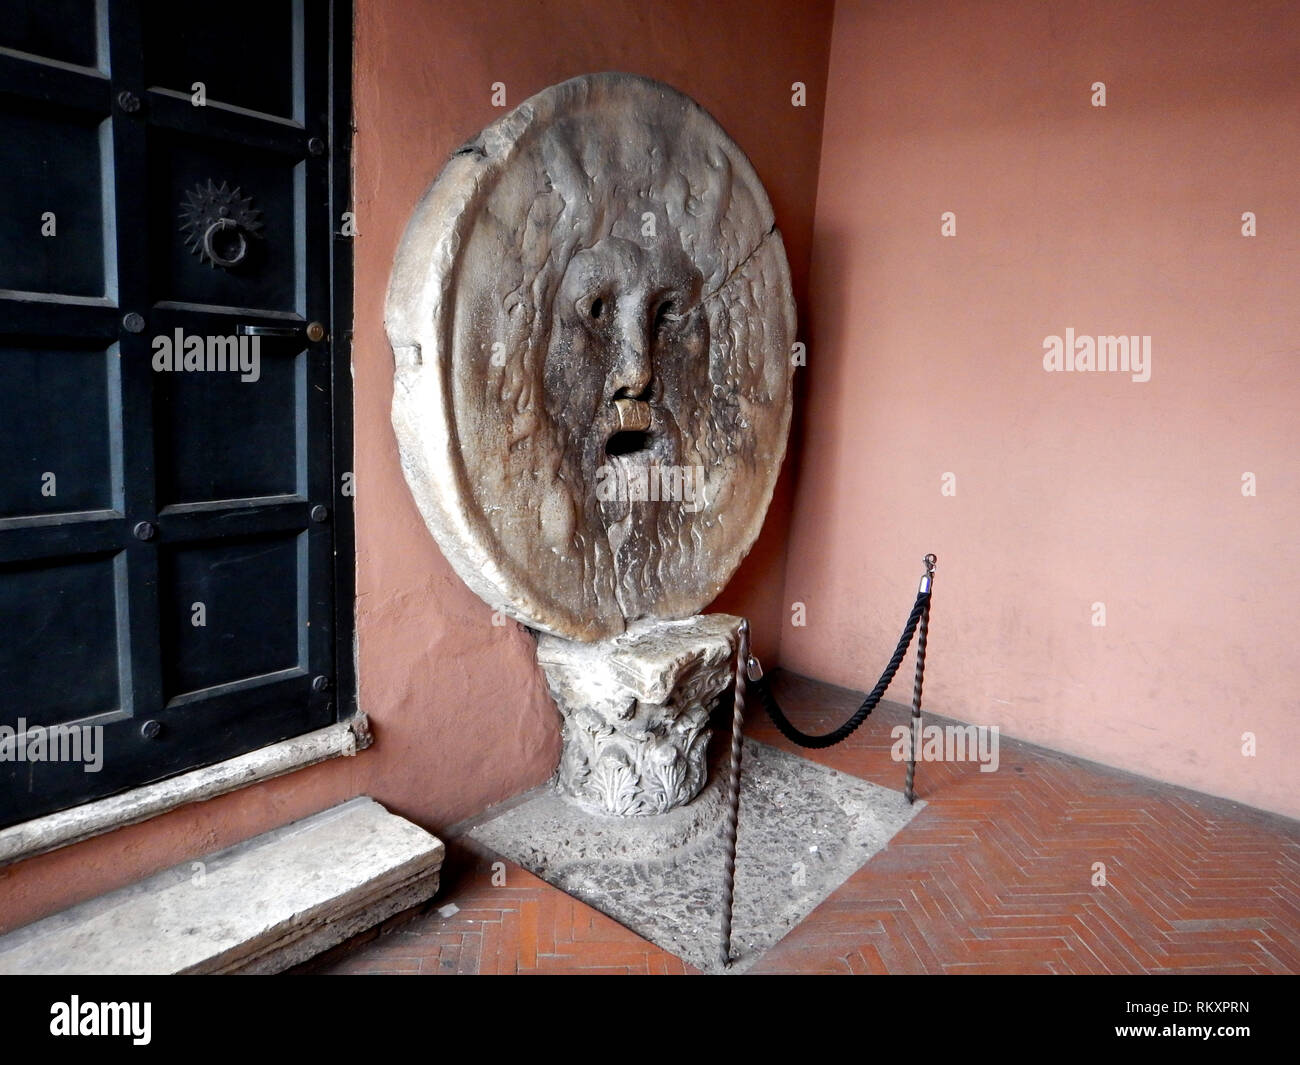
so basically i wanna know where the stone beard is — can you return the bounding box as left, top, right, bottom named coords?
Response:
left=478, top=139, right=765, bottom=625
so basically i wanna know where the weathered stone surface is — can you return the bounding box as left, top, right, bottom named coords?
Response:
left=467, top=738, right=925, bottom=973
left=0, top=798, right=443, bottom=974
left=0, top=716, right=371, bottom=868
left=537, top=614, right=740, bottom=815
left=387, top=72, right=795, bottom=641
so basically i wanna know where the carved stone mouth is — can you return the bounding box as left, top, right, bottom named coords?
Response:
left=606, top=396, right=656, bottom=458
left=606, top=429, right=653, bottom=457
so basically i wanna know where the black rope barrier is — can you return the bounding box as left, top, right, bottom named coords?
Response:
left=745, top=556, right=935, bottom=750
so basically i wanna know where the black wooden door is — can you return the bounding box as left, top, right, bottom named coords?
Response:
left=0, top=1, right=352, bottom=828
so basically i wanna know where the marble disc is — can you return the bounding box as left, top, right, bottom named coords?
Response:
left=387, top=72, right=795, bottom=640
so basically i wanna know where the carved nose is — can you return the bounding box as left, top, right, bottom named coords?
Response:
left=611, top=346, right=652, bottom=398
left=610, top=311, right=653, bottom=399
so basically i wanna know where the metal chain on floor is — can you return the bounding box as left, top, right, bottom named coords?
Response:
left=718, top=556, right=936, bottom=967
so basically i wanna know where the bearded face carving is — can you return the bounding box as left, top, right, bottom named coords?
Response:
left=544, top=233, right=709, bottom=619
left=387, top=74, right=795, bottom=641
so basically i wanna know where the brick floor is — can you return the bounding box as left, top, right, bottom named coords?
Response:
left=303, top=670, right=1300, bottom=975
left=300, top=848, right=696, bottom=975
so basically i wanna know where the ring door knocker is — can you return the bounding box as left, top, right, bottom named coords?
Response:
left=179, top=179, right=263, bottom=270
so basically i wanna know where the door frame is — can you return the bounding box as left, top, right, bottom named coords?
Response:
left=328, top=0, right=356, bottom=724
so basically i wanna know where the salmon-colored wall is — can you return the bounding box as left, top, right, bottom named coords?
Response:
left=781, top=0, right=1300, bottom=818
left=0, top=0, right=833, bottom=933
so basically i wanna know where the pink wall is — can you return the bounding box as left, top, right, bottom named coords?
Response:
left=781, top=0, right=1300, bottom=818
left=0, top=0, right=833, bottom=932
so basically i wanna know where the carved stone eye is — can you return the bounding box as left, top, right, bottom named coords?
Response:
left=590, top=296, right=604, bottom=319
left=654, top=300, right=677, bottom=330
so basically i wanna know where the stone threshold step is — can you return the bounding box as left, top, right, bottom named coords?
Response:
left=0, top=797, right=444, bottom=975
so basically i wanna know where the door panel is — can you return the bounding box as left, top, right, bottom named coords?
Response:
left=155, top=341, right=303, bottom=505
left=0, top=343, right=119, bottom=518
left=144, top=0, right=299, bottom=122
left=0, top=0, right=349, bottom=830
left=159, top=531, right=304, bottom=699
left=0, top=553, right=123, bottom=725
left=0, top=105, right=111, bottom=298
left=0, top=0, right=101, bottom=70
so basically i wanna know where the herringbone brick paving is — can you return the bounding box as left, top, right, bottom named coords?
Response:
left=300, top=847, right=696, bottom=975
left=304, top=670, right=1300, bottom=975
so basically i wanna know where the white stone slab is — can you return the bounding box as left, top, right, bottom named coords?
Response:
left=0, top=716, right=372, bottom=868
left=0, top=797, right=444, bottom=974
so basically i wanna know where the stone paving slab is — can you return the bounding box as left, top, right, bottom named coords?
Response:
left=0, top=797, right=444, bottom=974
left=468, top=739, right=922, bottom=973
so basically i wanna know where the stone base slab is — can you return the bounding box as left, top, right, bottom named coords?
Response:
left=0, top=797, right=444, bottom=975
left=467, top=738, right=925, bottom=973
